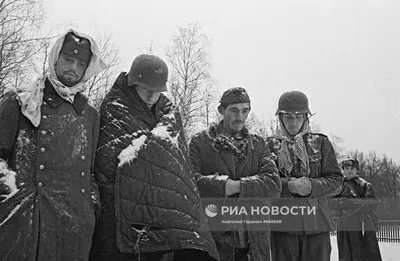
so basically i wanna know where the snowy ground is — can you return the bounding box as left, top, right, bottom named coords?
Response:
left=330, top=236, right=400, bottom=261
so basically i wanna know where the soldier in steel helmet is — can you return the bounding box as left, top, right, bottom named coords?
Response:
left=330, top=158, right=382, bottom=261
left=90, top=54, right=219, bottom=261
left=189, top=87, right=281, bottom=261
left=267, top=90, right=343, bottom=261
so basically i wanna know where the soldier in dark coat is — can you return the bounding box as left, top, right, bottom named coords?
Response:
left=189, top=87, right=282, bottom=261
left=267, top=90, right=343, bottom=261
left=330, top=158, right=382, bottom=261
left=89, top=54, right=219, bottom=261
left=0, top=30, right=106, bottom=260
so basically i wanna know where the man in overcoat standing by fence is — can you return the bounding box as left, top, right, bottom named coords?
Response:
left=330, top=158, right=382, bottom=261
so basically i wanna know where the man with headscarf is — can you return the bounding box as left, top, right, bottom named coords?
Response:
left=266, top=90, right=343, bottom=261
left=189, top=87, right=281, bottom=261
left=0, top=29, right=106, bottom=260
left=89, top=54, right=220, bottom=261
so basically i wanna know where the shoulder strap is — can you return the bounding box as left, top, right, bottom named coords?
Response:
left=353, top=177, right=369, bottom=191
left=343, top=181, right=361, bottom=197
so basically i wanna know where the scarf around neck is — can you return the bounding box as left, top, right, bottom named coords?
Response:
left=277, top=117, right=311, bottom=177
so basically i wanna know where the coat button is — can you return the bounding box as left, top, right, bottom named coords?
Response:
left=41, top=130, right=46, bottom=135
left=43, top=101, right=47, bottom=105
left=81, top=172, right=85, bottom=177
left=39, top=165, right=44, bottom=170
left=42, top=115, right=47, bottom=119
left=38, top=182, right=43, bottom=187
left=81, top=189, right=85, bottom=193
left=40, top=148, right=45, bottom=152
left=81, top=155, right=85, bottom=160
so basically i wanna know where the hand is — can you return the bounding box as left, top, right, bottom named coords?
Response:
left=288, top=177, right=312, bottom=196
left=287, top=177, right=297, bottom=194
left=225, top=179, right=241, bottom=197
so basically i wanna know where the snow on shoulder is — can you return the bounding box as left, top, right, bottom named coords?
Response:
left=0, top=159, right=19, bottom=202
left=151, top=124, right=179, bottom=147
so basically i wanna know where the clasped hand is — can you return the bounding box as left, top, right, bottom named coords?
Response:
left=288, top=177, right=312, bottom=196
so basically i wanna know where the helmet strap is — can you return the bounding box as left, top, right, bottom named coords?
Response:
left=306, top=112, right=316, bottom=122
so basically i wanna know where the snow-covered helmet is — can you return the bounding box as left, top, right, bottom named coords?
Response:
left=127, top=54, right=168, bottom=92
left=275, top=91, right=312, bottom=115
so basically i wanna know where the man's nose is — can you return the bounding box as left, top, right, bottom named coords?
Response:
left=68, top=60, right=79, bottom=72
left=237, top=112, right=245, bottom=121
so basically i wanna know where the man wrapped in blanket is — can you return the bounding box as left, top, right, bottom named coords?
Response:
left=89, top=54, right=219, bottom=261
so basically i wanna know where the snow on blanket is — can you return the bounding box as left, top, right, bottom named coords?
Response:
left=117, top=134, right=147, bottom=167
left=117, top=123, right=180, bottom=167
left=151, top=125, right=179, bottom=147
left=0, top=159, right=19, bottom=202
left=110, top=99, right=128, bottom=110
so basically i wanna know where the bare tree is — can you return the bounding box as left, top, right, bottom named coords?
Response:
left=200, top=85, right=219, bottom=127
left=347, top=150, right=400, bottom=219
left=85, top=30, right=122, bottom=109
left=138, top=40, right=155, bottom=55
left=268, top=117, right=280, bottom=136
left=31, top=25, right=66, bottom=76
left=330, top=133, right=345, bottom=161
left=165, top=23, right=214, bottom=140
left=245, top=113, right=270, bottom=140
left=380, top=155, right=400, bottom=197
left=0, top=0, right=51, bottom=94
left=310, top=122, right=322, bottom=132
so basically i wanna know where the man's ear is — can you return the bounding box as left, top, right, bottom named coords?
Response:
left=218, top=105, right=225, bottom=115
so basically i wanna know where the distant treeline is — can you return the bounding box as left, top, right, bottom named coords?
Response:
left=344, top=150, right=400, bottom=220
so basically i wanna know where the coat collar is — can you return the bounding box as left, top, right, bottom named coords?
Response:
left=344, top=175, right=362, bottom=184
left=43, top=79, right=88, bottom=115
left=208, top=121, right=249, bottom=139
left=208, top=121, right=254, bottom=180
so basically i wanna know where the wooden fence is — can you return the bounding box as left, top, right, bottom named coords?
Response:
left=330, top=220, right=400, bottom=243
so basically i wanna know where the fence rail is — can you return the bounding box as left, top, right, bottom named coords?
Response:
left=330, top=220, right=400, bottom=243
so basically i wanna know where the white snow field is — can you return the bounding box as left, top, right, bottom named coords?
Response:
left=330, top=236, right=400, bottom=261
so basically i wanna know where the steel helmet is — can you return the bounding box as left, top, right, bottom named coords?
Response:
left=127, top=54, right=168, bottom=92
left=275, top=90, right=312, bottom=115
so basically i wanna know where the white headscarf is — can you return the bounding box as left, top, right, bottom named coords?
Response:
left=16, top=29, right=107, bottom=127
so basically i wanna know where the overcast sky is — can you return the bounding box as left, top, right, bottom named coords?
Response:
left=42, top=0, right=400, bottom=163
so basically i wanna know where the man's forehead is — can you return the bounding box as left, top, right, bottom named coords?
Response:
left=226, top=103, right=250, bottom=110
left=59, top=53, right=86, bottom=63
left=282, top=112, right=305, bottom=116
